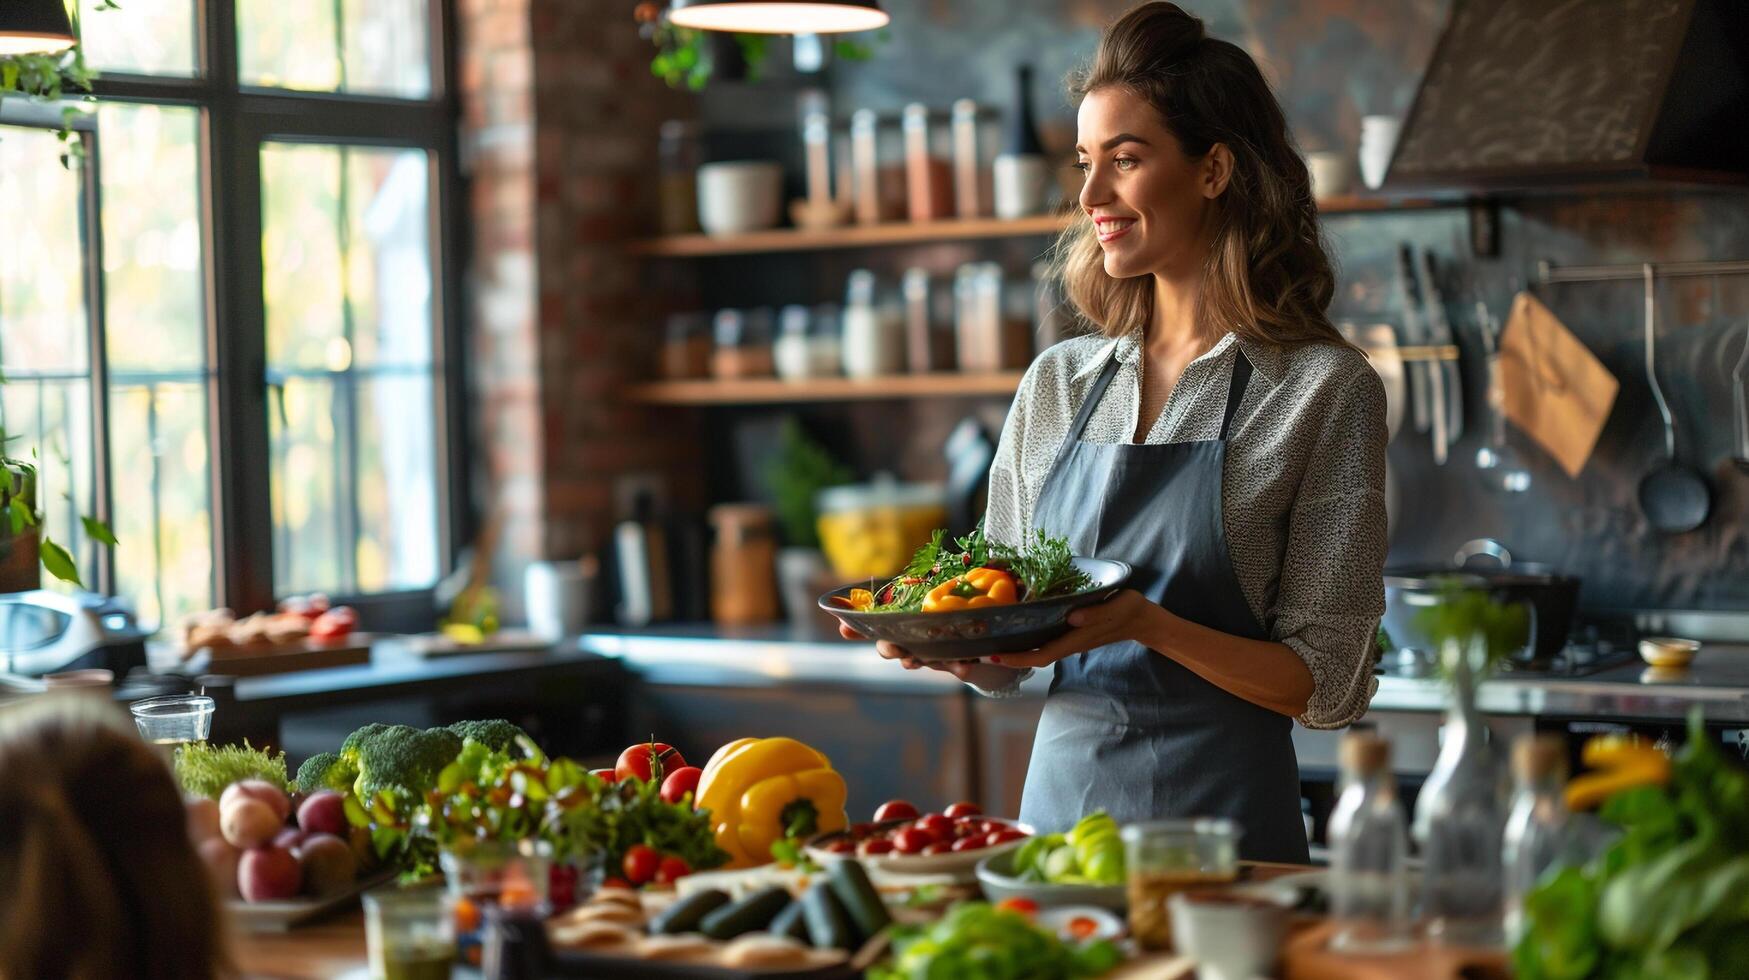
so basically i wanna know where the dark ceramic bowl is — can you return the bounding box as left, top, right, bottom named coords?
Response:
left=816, top=557, right=1132, bottom=661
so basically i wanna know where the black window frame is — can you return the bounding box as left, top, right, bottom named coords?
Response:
left=77, top=0, right=471, bottom=629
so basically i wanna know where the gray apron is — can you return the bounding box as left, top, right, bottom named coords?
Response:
left=1017, top=348, right=1308, bottom=864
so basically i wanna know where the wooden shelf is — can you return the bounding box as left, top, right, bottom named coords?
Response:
left=626, top=196, right=1456, bottom=258
left=626, top=372, right=1026, bottom=405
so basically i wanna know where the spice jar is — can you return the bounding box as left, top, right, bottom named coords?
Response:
left=842, top=269, right=904, bottom=379
left=659, top=311, right=711, bottom=380
left=711, top=308, right=776, bottom=380
left=709, top=503, right=780, bottom=625
left=657, top=120, right=702, bottom=236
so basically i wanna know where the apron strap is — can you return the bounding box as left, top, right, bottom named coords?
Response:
left=1218, top=349, right=1254, bottom=442
left=1052, top=349, right=1123, bottom=472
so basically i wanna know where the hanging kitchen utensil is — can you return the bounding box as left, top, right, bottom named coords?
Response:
left=1397, top=243, right=1448, bottom=463
left=1637, top=264, right=1712, bottom=533
left=1732, top=316, right=1749, bottom=473
left=1416, top=247, right=1465, bottom=453
left=1473, top=301, right=1531, bottom=493
left=1395, top=245, right=1431, bottom=436
left=1498, top=291, right=1617, bottom=478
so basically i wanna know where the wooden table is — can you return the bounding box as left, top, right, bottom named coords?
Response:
left=232, top=910, right=374, bottom=980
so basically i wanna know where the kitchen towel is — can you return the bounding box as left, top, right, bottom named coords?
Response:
left=1498, top=291, right=1619, bottom=478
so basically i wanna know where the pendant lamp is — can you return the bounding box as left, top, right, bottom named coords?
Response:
left=0, top=0, right=75, bottom=56
left=668, top=0, right=888, bottom=34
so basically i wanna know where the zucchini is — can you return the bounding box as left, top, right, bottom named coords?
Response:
left=700, top=886, right=792, bottom=940
left=827, top=859, right=891, bottom=938
left=800, top=879, right=858, bottom=951
left=768, top=899, right=810, bottom=942
left=649, top=888, right=731, bottom=935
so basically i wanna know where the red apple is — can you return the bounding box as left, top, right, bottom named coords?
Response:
left=298, top=834, right=357, bottom=895
left=220, top=780, right=291, bottom=823
left=296, top=790, right=348, bottom=837
left=272, top=827, right=307, bottom=853
left=220, top=797, right=283, bottom=850
left=238, top=846, right=302, bottom=902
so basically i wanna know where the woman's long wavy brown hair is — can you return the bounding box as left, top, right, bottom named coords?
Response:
left=1054, top=2, right=1344, bottom=348
left=0, top=695, right=229, bottom=979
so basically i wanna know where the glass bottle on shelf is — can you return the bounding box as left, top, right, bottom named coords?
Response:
left=1414, top=636, right=1507, bottom=948
left=994, top=64, right=1050, bottom=219
left=1503, top=734, right=1570, bottom=943
left=1327, top=731, right=1411, bottom=954
left=657, top=120, right=701, bottom=236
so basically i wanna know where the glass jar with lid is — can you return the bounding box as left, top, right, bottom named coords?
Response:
left=814, top=476, right=948, bottom=580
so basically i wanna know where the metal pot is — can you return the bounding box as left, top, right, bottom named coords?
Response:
left=1383, top=539, right=1581, bottom=670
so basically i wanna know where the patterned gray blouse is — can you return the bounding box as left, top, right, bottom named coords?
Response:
left=983, top=329, right=1387, bottom=729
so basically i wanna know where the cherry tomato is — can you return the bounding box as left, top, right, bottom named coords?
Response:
left=309, top=606, right=357, bottom=641
left=892, top=827, right=932, bottom=854
left=916, top=814, right=953, bottom=840
left=622, top=844, right=660, bottom=885
left=920, top=841, right=951, bottom=856
left=616, top=742, right=687, bottom=783
left=943, top=802, right=983, bottom=819
left=873, top=800, right=920, bottom=822
left=658, top=766, right=703, bottom=805
left=995, top=897, right=1038, bottom=915
left=857, top=838, right=895, bottom=857
left=1068, top=916, right=1100, bottom=940
left=825, top=838, right=857, bottom=854
left=653, top=855, right=691, bottom=885
left=590, top=768, right=619, bottom=783
left=950, top=835, right=986, bottom=852
left=601, top=876, right=632, bottom=890
left=849, top=822, right=877, bottom=838
left=986, top=828, right=1027, bottom=846
left=978, top=819, right=1007, bottom=835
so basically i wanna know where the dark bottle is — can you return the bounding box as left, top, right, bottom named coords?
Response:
left=995, top=65, right=1050, bottom=219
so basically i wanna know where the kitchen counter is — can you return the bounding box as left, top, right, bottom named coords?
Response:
left=580, top=626, right=1749, bottom=723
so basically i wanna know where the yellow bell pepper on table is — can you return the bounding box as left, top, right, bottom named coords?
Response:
left=921, top=567, right=1018, bottom=612
left=696, top=736, right=849, bottom=868
left=1565, top=734, right=1671, bottom=811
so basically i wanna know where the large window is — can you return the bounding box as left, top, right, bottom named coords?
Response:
left=0, top=0, right=462, bottom=627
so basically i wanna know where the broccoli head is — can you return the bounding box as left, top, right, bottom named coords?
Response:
left=353, top=725, right=464, bottom=801
left=340, top=722, right=395, bottom=763
left=295, top=751, right=359, bottom=794
left=445, top=719, right=530, bottom=754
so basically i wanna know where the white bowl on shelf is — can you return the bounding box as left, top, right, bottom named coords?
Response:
left=697, top=161, right=783, bottom=236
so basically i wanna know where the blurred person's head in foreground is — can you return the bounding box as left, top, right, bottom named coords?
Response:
left=0, top=694, right=227, bottom=979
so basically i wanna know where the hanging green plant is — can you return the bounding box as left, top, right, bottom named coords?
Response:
left=634, top=2, right=885, bottom=91
left=0, top=0, right=116, bottom=164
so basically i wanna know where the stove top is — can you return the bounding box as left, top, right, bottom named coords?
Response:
left=1376, top=619, right=1642, bottom=681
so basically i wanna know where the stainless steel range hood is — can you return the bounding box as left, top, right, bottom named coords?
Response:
left=1385, top=0, right=1749, bottom=191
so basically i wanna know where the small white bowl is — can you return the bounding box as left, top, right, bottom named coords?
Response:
left=696, top=161, right=784, bottom=236
left=1168, top=889, right=1290, bottom=980
left=1639, top=636, right=1699, bottom=669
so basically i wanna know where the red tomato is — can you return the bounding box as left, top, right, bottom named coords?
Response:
left=621, top=844, right=660, bottom=885
left=653, top=856, right=691, bottom=885
left=849, top=822, right=877, bottom=838
left=825, top=838, right=857, bottom=854
left=590, top=768, right=619, bottom=783
left=920, top=841, right=951, bottom=856
left=873, top=800, right=919, bottom=822
left=1068, top=916, right=1100, bottom=940
left=979, top=819, right=1007, bottom=835
left=916, top=814, right=953, bottom=840
left=943, top=802, right=983, bottom=819
left=857, top=838, right=895, bottom=857
left=309, top=606, right=356, bottom=641
left=601, top=876, right=632, bottom=890
left=891, top=827, right=932, bottom=854
left=986, top=829, right=1027, bottom=846
left=950, top=835, right=986, bottom=852
left=616, top=743, right=687, bottom=783
left=658, top=766, right=703, bottom=805
left=995, top=897, right=1038, bottom=915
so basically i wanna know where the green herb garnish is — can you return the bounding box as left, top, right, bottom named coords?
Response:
left=870, top=523, right=1092, bottom=612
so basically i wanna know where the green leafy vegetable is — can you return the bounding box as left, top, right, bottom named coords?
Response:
left=869, top=901, right=1120, bottom=980
left=561, top=767, right=729, bottom=874
left=871, top=523, right=1092, bottom=612
left=174, top=740, right=289, bottom=800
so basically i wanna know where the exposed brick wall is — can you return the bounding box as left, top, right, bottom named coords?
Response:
left=463, top=0, right=699, bottom=611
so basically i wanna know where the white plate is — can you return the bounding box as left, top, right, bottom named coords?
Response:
left=1036, top=905, right=1126, bottom=942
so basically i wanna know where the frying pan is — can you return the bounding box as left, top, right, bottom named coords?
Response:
left=1637, top=264, right=1712, bottom=533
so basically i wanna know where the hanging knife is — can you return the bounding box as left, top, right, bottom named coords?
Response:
left=1396, top=244, right=1447, bottom=463
left=1415, top=247, right=1465, bottom=454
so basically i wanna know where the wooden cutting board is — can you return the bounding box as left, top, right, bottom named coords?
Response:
left=1282, top=921, right=1509, bottom=980
left=175, top=636, right=374, bottom=676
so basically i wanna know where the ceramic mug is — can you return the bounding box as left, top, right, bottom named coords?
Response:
left=1358, top=115, right=1402, bottom=191
left=1306, top=150, right=1354, bottom=200
left=697, top=160, right=784, bottom=236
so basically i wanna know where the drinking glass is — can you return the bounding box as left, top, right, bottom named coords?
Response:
left=363, top=886, right=456, bottom=980
left=129, top=694, right=214, bottom=748
left=439, top=838, right=552, bottom=967
left=1122, top=818, right=1241, bottom=951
